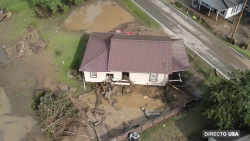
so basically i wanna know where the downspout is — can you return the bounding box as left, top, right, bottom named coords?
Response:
left=83, top=74, right=86, bottom=90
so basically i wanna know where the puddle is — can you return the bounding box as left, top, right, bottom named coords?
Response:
left=80, top=92, right=170, bottom=136
left=0, top=47, right=9, bottom=65
left=0, top=87, right=37, bottom=141
left=63, top=0, right=134, bottom=32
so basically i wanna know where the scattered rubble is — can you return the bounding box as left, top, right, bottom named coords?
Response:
left=70, top=87, right=77, bottom=92
left=58, top=82, right=68, bottom=91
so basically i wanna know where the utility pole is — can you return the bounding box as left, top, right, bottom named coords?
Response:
left=231, top=0, right=248, bottom=40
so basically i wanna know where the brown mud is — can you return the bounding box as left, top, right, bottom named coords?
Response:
left=63, top=0, right=134, bottom=32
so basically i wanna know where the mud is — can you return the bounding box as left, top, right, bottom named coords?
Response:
left=80, top=91, right=170, bottom=137
left=0, top=47, right=9, bottom=66
left=63, top=0, right=134, bottom=32
left=0, top=26, right=47, bottom=63
left=0, top=87, right=37, bottom=141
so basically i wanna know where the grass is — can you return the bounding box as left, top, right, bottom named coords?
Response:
left=121, top=0, right=159, bottom=28
left=46, top=31, right=92, bottom=95
left=164, top=0, right=250, bottom=59
left=140, top=106, right=215, bottom=141
left=186, top=49, right=222, bottom=92
left=0, top=0, right=91, bottom=95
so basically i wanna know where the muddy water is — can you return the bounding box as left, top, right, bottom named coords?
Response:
left=63, top=0, right=134, bottom=32
left=81, top=92, right=170, bottom=132
left=0, top=87, right=37, bottom=141
left=0, top=47, right=9, bottom=65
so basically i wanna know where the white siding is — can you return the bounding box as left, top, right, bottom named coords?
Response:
left=129, top=73, right=168, bottom=86
left=224, top=4, right=243, bottom=19
left=84, top=71, right=122, bottom=82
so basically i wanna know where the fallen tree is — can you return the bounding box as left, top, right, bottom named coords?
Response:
left=32, top=89, right=80, bottom=140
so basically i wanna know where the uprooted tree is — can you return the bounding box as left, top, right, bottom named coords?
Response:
left=32, top=89, right=80, bottom=140
left=203, top=70, right=250, bottom=129
left=27, top=0, right=85, bottom=17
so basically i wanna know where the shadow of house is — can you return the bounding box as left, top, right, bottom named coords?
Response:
left=70, top=33, right=90, bottom=70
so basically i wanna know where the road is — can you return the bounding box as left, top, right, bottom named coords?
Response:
left=133, top=0, right=250, bottom=79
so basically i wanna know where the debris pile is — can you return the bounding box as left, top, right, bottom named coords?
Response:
left=0, top=26, right=48, bottom=62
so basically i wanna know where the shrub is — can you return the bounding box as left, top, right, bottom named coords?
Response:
left=239, top=42, right=249, bottom=49
left=27, top=0, right=85, bottom=17
left=174, top=1, right=182, bottom=8
left=55, top=49, right=62, bottom=56
left=189, top=10, right=194, bottom=16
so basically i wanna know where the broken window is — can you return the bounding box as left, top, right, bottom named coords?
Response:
left=90, top=72, right=97, bottom=78
left=122, top=72, right=129, bottom=80
left=149, top=73, right=157, bottom=81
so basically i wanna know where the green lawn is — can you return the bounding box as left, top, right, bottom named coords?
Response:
left=121, top=0, right=159, bottom=28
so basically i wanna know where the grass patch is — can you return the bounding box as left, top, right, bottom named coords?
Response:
left=47, top=31, right=91, bottom=94
left=121, top=0, right=159, bottom=28
left=165, top=0, right=250, bottom=59
left=187, top=49, right=222, bottom=93
left=140, top=106, right=214, bottom=141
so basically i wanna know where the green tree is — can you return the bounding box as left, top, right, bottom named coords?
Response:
left=204, top=70, right=250, bottom=129
left=27, top=0, right=84, bottom=17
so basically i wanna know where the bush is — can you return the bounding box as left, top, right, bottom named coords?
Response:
left=27, top=0, right=85, bottom=17
left=239, top=42, right=249, bottom=49
left=55, top=49, right=62, bottom=56
left=174, top=1, right=182, bottom=8
left=189, top=10, right=194, bottom=16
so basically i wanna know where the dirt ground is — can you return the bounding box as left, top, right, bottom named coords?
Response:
left=74, top=84, right=194, bottom=139
left=177, top=0, right=250, bottom=44
left=0, top=0, right=170, bottom=141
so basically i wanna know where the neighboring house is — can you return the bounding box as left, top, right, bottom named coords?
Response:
left=79, top=32, right=190, bottom=86
left=192, top=0, right=245, bottom=21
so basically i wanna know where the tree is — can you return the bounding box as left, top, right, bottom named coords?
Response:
left=203, top=70, right=250, bottom=129
left=27, top=0, right=84, bottom=17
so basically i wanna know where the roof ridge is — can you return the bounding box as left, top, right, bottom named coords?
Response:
left=111, top=38, right=174, bottom=43
left=91, top=34, right=111, bottom=45
left=80, top=51, right=108, bottom=71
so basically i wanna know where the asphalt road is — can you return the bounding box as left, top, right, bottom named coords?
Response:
left=133, top=0, right=250, bottom=78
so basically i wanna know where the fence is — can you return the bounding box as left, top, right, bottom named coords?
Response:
left=99, top=99, right=197, bottom=141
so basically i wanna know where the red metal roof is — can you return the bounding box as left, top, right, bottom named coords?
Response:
left=172, top=40, right=190, bottom=72
left=108, top=38, right=173, bottom=74
left=79, top=32, right=114, bottom=72
left=79, top=33, right=190, bottom=74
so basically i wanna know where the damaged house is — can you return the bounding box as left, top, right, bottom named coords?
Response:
left=79, top=32, right=190, bottom=86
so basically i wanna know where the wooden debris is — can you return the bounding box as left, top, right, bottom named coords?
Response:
left=65, top=131, right=94, bottom=139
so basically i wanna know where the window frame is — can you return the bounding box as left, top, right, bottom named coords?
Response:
left=149, top=73, right=158, bottom=82
left=90, top=72, right=97, bottom=78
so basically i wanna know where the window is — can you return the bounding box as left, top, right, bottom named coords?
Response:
left=90, top=72, right=97, bottom=78
left=149, top=73, right=157, bottom=81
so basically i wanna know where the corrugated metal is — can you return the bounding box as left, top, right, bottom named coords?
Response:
left=80, top=33, right=190, bottom=74
left=112, top=34, right=171, bottom=41
left=108, top=39, right=173, bottom=74
left=79, top=32, right=114, bottom=72
left=91, top=32, right=115, bottom=44
left=224, top=0, right=244, bottom=8
left=172, top=40, right=190, bottom=72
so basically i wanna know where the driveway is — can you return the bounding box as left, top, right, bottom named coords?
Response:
left=133, top=0, right=250, bottom=79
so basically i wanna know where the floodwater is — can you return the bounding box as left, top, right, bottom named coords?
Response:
left=63, top=0, right=134, bottom=32
left=81, top=92, right=170, bottom=136
left=0, top=87, right=37, bottom=141
left=0, top=47, right=9, bottom=65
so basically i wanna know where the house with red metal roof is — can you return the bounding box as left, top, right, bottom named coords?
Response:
left=79, top=32, right=190, bottom=86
